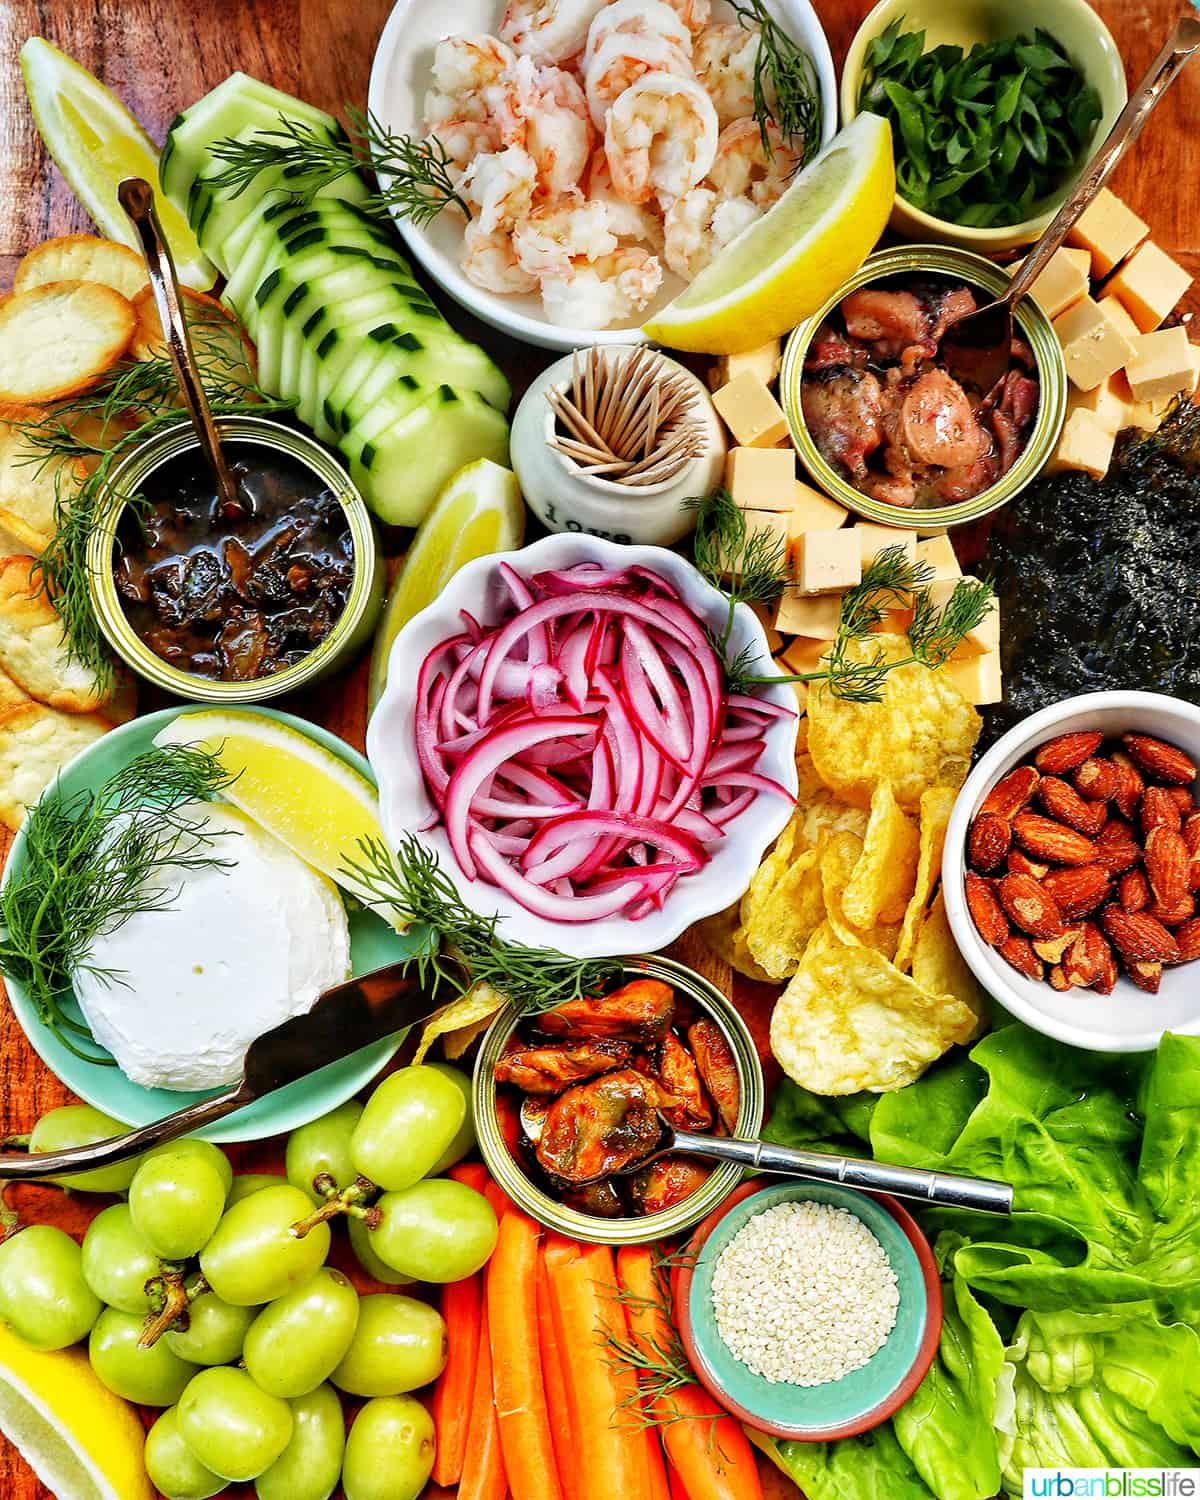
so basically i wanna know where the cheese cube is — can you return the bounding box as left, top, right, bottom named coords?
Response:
left=774, top=591, right=842, bottom=638
left=1052, top=296, right=1135, bottom=392
left=772, top=657, right=809, bottom=714
left=787, top=480, right=848, bottom=537
left=1108, top=241, right=1193, bottom=334
left=853, top=523, right=917, bottom=570
left=1066, top=187, right=1149, bottom=278
left=1047, top=408, right=1115, bottom=479
left=707, top=340, right=782, bottom=391
left=1016, top=246, right=1091, bottom=318
left=915, top=533, right=961, bottom=581
left=870, top=604, right=915, bottom=636
left=944, top=650, right=1003, bottom=706
left=712, top=372, right=790, bottom=447
left=779, top=635, right=835, bottom=676
left=1124, top=326, right=1196, bottom=404
left=724, top=446, right=794, bottom=511
left=794, top=529, right=862, bottom=595
left=1067, top=372, right=1132, bottom=435
left=941, top=585, right=999, bottom=659
left=1111, top=371, right=1169, bottom=433
left=714, top=508, right=789, bottom=578
left=750, top=602, right=784, bottom=655
left=1097, top=293, right=1141, bottom=343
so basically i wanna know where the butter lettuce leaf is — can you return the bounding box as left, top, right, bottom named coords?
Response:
left=748, top=1424, right=933, bottom=1500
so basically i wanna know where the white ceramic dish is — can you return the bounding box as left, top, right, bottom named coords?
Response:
left=367, top=0, right=838, bottom=351
left=943, top=691, right=1200, bottom=1054
left=367, top=534, right=799, bottom=957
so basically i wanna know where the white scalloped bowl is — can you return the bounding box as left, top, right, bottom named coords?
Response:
left=366, top=534, right=799, bottom=957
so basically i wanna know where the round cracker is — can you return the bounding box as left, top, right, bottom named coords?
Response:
left=14, top=234, right=149, bottom=302
left=0, top=281, right=135, bottom=403
left=130, top=285, right=258, bottom=382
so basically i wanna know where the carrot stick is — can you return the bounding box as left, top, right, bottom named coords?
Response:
left=614, top=1248, right=672, bottom=1500
left=643, top=1421, right=672, bottom=1500
left=448, top=1161, right=490, bottom=1193
left=430, top=1270, right=482, bottom=1487
left=670, top=1466, right=692, bottom=1500
left=487, top=1211, right=563, bottom=1500
left=459, top=1288, right=508, bottom=1500
left=537, top=1252, right=580, bottom=1500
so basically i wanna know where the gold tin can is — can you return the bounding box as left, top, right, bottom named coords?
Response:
left=87, top=416, right=383, bottom=703
left=473, top=954, right=765, bottom=1246
left=779, top=244, right=1068, bottom=529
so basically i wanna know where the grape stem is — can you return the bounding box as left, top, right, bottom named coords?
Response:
left=140, top=1264, right=191, bottom=1348
left=290, top=1175, right=381, bottom=1239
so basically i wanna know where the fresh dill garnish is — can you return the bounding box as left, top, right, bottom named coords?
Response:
left=0, top=746, right=236, bottom=1061
left=207, top=105, right=471, bottom=226
left=729, top=0, right=823, bottom=167
left=340, top=834, right=622, bottom=1015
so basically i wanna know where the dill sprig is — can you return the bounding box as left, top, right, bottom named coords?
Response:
left=207, top=105, right=470, bottom=226
left=340, top=834, right=622, bottom=1014
left=0, top=746, right=236, bottom=1061
left=730, top=0, right=823, bottom=167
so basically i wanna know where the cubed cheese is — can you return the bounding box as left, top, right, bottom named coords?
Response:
left=750, top=601, right=784, bottom=655
left=787, top=480, right=848, bottom=537
left=1047, top=408, right=1115, bottom=479
left=944, top=651, right=1003, bottom=706
left=915, top=533, right=961, bottom=581
left=779, top=634, right=835, bottom=675
left=794, top=529, right=862, bottom=595
left=946, top=584, right=1000, bottom=658
left=714, top=508, right=789, bottom=578
left=772, top=657, right=809, bottom=714
left=1108, top=241, right=1193, bottom=333
left=870, top=604, right=915, bottom=636
left=712, top=372, right=790, bottom=447
left=1066, top=187, right=1149, bottom=278
left=1067, top=372, right=1132, bottom=435
left=1124, top=326, right=1196, bottom=403
left=853, top=522, right=917, bottom=569
left=1052, top=296, right=1135, bottom=392
left=707, top=340, right=782, bottom=391
left=1112, top=370, right=1171, bottom=433
left=774, top=591, right=842, bottom=638
left=1097, top=293, right=1141, bottom=343
left=1016, top=246, right=1091, bottom=318
left=724, top=446, right=794, bottom=511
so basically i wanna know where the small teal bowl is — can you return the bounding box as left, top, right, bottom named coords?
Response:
left=675, top=1180, right=942, bottom=1441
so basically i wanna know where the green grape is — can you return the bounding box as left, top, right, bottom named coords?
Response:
left=28, top=1105, right=144, bottom=1194
left=243, top=1268, right=359, bottom=1398
left=371, top=1180, right=497, bottom=1283
left=144, top=1405, right=227, bottom=1500
left=342, top=1396, right=435, bottom=1500
left=254, top=1383, right=344, bottom=1500
left=348, top=1217, right=414, bottom=1287
left=285, top=1101, right=363, bottom=1205
left=227, top=1173, right=285, bottom=1208
left=426, top=1063, right=475, bottom=1176
left=0, top=1225, right=101, bottom=1351
left=165, top=1283, right=257, bottom=1366
left=330, top=1294, right=447, bottom=1398
left=177, top=1367, right=294, bottom=1482
left=88, top=1306, right=197, bottom=1405
left=81, top=1203, right=160, bottom=1315
left=199, top=1186, right=330, bottom=1306
left=129, top=1150, right=228, bottom=1260
left=143, top=1138, right=234, bottom=1198
left=351, top=1067, right=465, bottom=1192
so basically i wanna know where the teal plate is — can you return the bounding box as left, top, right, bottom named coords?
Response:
left=1, top=705, right=426, bottom=1144
left=675, top=1180, right=942, bottom=1441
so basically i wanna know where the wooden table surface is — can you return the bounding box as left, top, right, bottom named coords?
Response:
left=0, top=0, right=1197, bottom=1494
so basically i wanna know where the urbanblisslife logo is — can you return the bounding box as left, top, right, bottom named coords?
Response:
left=1025, top=1471, right=1200, bottom=1498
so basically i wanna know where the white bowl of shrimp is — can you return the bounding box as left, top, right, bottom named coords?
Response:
left=367, top=0, right=837, bottom=350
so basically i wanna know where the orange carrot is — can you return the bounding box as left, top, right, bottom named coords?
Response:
left=487, top=1211, right=563, bottom=1500
left=495, top=1089, right=524, bottom=1156
left=643, top=1421, right=672, bottom=1500
left=614, top=1249, right=672, bottom=1500
left=459, top=1290, right=508, bottom=1500
left=449, top=1161, right=491, bottom=1193
left=670, top=1466, right=692, bottom=1500
left=537, top=1252, right=580, bottom=1500
left=484, top=1179, right=512, bottom=1219
left=430, top=1271, right=482, bottom=1486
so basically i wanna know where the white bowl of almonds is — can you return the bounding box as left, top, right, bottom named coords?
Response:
left=944, top=690, right=1200, bottom=1053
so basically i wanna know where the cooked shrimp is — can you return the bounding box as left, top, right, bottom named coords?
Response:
left=539, top=247, right=663, bottom=327
left=707, top=118, right=798, bottom=208
left=663, top=187, right=759, bottom=278
left=604, top=72, right=719, bottom=207
left=583, top=0, right=693, bottom=71
left=500, top=0, right=608, bottom=63
left=693, top=21, right=762, bottom=128
left=426, top=34, right=517, bottom=123
left=661, top=0, right=711, bottom=30
left=425, top=119, right=502, bottom=184
left=493, top=56, right=593, bottom=198
left=584, top=30, right=693, bottom=129
left=461, top=218, right=539, bottom=294
left=460, top=146, right=538, bottom=233
left=583, top=150, right=664, bottom=248
left=512, top=196, right=617, bottom=278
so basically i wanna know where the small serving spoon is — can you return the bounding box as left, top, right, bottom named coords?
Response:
left=117, top=175, right=244, bottom=518
left=942, top=11, right=1200, bottom=393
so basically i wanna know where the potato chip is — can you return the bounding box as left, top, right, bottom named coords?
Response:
left=894, top=786, right=959, bottom=971
left=770, top=937, right=980, bottom=1095
left=817, top=830, right=900, bottom=957
left=695, top=902, right=774, bottom=984
left=130, top=286, right=258, bottom=388
left=911, top=891, right=987, bottom=1038
left=807, top=634, right=982, bottom=811
left=842, top=780, right=920, bottom=928
left=14, top=235, right=149, bottom=302
left=0, top=701, right=111, bottom=829
left=0, top=401, right=85, bottom=551
left=739, top=814, right=800, bottom=929
left=745, top=847, right=824, bottom=980
left=413, top=980, right=506, bottom=1065
left=0, top=556, right=112, bottom=713
left=794, top=750, right=868, bottom=849
left=0, top=282, right=135, bottom=404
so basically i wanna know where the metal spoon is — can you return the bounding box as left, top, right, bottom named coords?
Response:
left=942, top=11, right=1200, bottom=393
left=117, top=176, right=244, bottom=518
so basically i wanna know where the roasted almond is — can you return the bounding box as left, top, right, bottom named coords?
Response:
left=1183, top=811, right=1200, bottom=856
left=1062, top=923, right=1107, bottom=988
left=1101, top=906, right=1180, bottom=965
left=1048, top=964, right=1072, bottom=992
left=1093, top=950, right=1119, bottom=995
left=1175, top=916, right=1200, bottom=962
left=967, top=813, right=1012, bottom=872
left=1034, top=927, right=1081, bottom=964
left=1007, top=849, right=1050, bottom=879
left=998, top=872, right=1065, bottom=939
left=979, top=765, right=1040, bottom=821
left=1035, top=731, right=1104, bottom=775
left=1147, top=894, right=1195, bottom=927
left=1122, top=733, right=1197, bottom=786
left=1145, top=825, right=1190, bottom=908
left=1012, top=812, right=1097, bottom=867
left=1141, top=785, right=1183, bottom=837
left=965, top=873, right=1009, bottom=947
left=1129, top=961, right=1163, bottom=995
left=1037, top=776, right=1106, bottom=836
left=1094, top=819, right=1142, bottom=876
left=1168, top=787, right=1196, bottom=815
left=1042, top=864, right=1111, bottom=919
left=1074, top=757, right=1119, bottom=801
left=1111, top=752, right=1145, bottom=821
left=1118, top=869, right=1151, bottom=914
left=998, top=935, right=1044, bottom=981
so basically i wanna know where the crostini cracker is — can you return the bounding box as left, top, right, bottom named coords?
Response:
left=0, top=556, right=114, bottom=714
left=14, top=234, right=149, bottom=303
left=0, top=402, right=85, bottom=551
left=130, top=285, right=257, bottom=387
left=0, top=701, right=111, bottom=830
left=0, top=281, right=135, bottom=403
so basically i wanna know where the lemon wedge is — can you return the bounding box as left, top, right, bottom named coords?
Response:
left=642, top=113, right=896, bottom=355
left=20, top=38, right=215, bottom=291
left=0, top=1321, right=154, bottom=1500
left=153, top=710, right=389, bottom=905
left=367, top=459, right=525, bottom=711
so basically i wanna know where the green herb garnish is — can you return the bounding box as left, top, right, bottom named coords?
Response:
left=0, top=746, right=236, bottom=1060
left=730, top=0, right=822, bottom=167
left=859, top=19, right=1102, bottom=228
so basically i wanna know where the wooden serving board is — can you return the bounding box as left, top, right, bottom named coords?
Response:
left=0, top=1, right=1197, bottom=1494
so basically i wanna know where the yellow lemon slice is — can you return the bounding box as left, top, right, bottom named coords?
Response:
left=642, top=113, right=896, bottom=355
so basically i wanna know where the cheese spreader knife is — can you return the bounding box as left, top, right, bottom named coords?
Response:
left=0, top=958, right=460, bottom=1180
